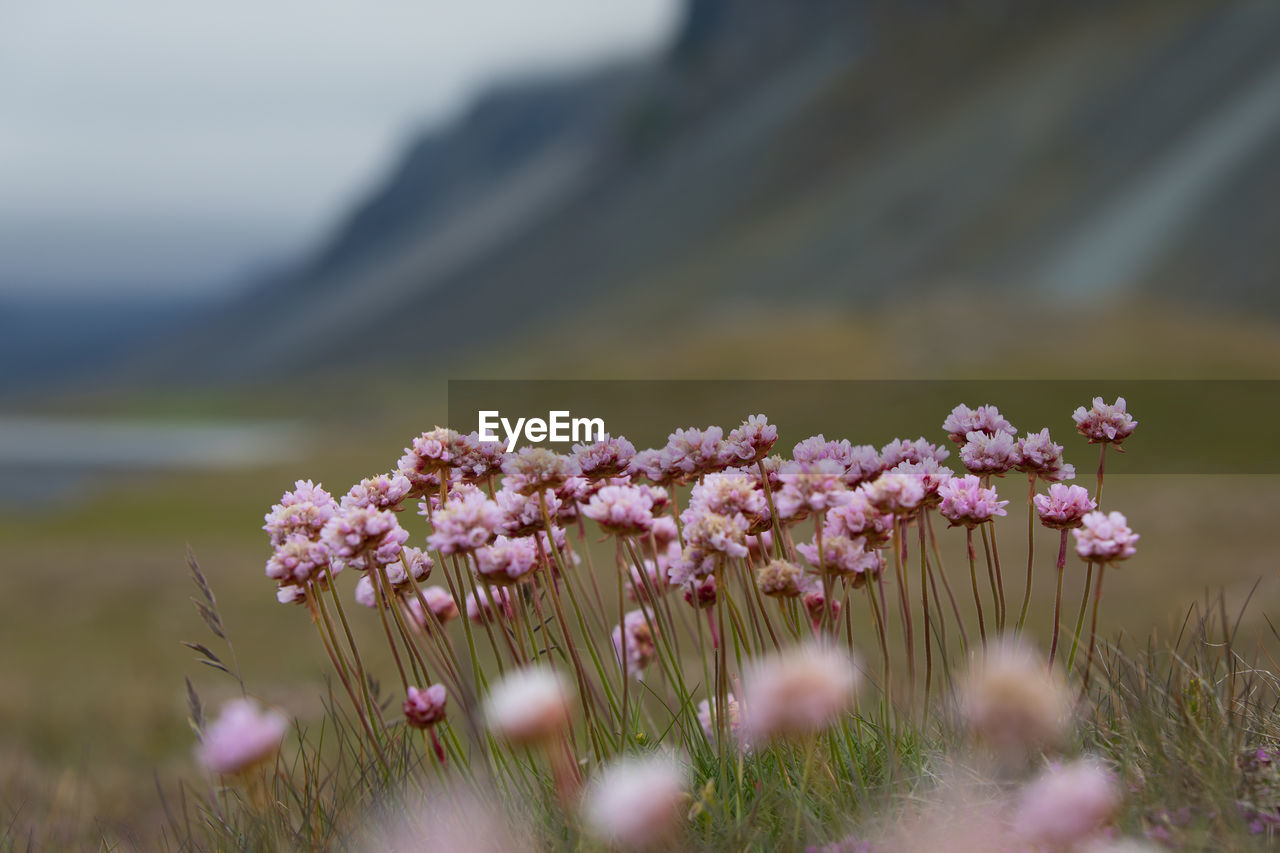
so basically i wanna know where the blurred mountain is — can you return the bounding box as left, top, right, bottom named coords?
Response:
left=76, top=0, right=1280, bottom=386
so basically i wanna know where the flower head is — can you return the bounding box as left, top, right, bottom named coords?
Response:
left=938, top=475, right=1009, bottom=528
left=321, top=506, right=408, bottom=568
left=580, top=754, right=688, bottom=851
left=484, top=666, right=572, bottom=746
left=864, top=472, right=925, bottom=516
left=572, top=434, right=636, bottom=479
left=891, top=458, right=953, bottom=506
left=775, top=459, right=851, bottom=520
left=685, top=471, right=769, bottom=532
left=265, top=535, right=332, bottom=587
left=681, top=511, right=749, bottom=559
left=451, top=431, right=506, bottom=482
left=263, top=480, right=336, bottom=547
left=1074, top=510, right=1139, bottom=563
left=1013, top=428, right=1076, bottom=482
left=697, top=693, right=743, bottom=746
left=582, top=484, right=657, bottom=536
left=1013, top=759, right=1121, bottom=847
left=466, top=585, right=514, bottom=623
left=943, top=403, right=1015, bottom=443
left=612, top=609, right=657, bottom=678
left=427, top=490, right=500, bottom=554
left=501, top=447, right=581, bottom=494
left=741, top=643, right=860, bottom=741
left=399, top=428, right=460, bottom=489
left=959, top=430, right=1017, bottom=476
left=725, top=414, right=778, bottom=464
left=881, top=437, right=950, bottom=468
left=196, top=698, right=288, bottom=775
left=494, top=488, right=561, bottom=537
left=407, top=585, right=459, bottom=625
left=956, top=639, right=1072, bottom=762
left=793, top=435, right=854, bottom=467
left=1034, top=484, right=1096, bottom=529
left=757, top=559, right=804, bottom=598
left=824, top=492, right=894, bottom=547
left=473, top=535, right=539, bottom=585
left=797, top=535, right=882, bottom=582
left=1073, top=396, right=1137, bottom=447
left=403, top=684, right=447, bottom=729
left=340, top=472, right=412, bottom=511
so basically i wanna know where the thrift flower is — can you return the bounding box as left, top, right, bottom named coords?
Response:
left=612, top=609, right=657, bottom=678
left=1074, top=511, right=1139, bottom=562
left=797, top=535, right=882, bottom=582
left=403, top=684, right=448, bottom=729
left=956, top=639, right=1072, bottom=762
left=1014, top=428, right=1076, bottom=482
left=473, top=535, right=539, bottom=585
left=495, top=488, right=561, bottom=537
left=864, top=471, right=925, bottom=516
left=825, top=492, right=893, bottom=548
left=959, top=430, right=1017, bottom=476
left=938, top=475, right=1009, bottom=528
left=663, top=425, right=729, bottom=478
left=682, top=511, right=748, bottom=559
left=197, top=698, right=288, bottom=776
left=407, top=586, right=459, bottom=625
left=466, top=585, right=514, bottom=623
left=697, top=693, right=744, bottom=746
left=484, top=667, right=572, bottom=746
left=725, top=414, right=778, bottom=464
left=741, top=643, right=860, bottom=742
left=427, top=491, right=500, bottom=553
left=1034, top=484, right=1096, bottom=529
left=881, top=437, right=950, bottom=468
left=572, top=434, right=636, bottom=479
left=943, top=403, right=1015, bottom=443
left=580, top=754, right=688, bottom=851
left=757, top=559, right=804, bottom=598
left=321, top=506, right=408, bottom=568
left=263, top=479, right=336, bottom=547
left=1013, top=759, right=1121, bottom=848
left=340, top=472, right=411, bottom=511
left=582, top=484, right=657, bottom=536
left=501, top=447, right=581, bottom=495
left=1073, top=396, right=1137, bottom=447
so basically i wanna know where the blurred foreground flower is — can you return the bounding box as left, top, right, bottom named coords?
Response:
left=197, top=697, right=288, bottom=776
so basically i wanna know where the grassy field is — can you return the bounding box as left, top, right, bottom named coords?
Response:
left=2, top=301, right=1279, bottom=847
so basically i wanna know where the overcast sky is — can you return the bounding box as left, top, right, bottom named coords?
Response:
left=0, top=1, right=679, bottom=298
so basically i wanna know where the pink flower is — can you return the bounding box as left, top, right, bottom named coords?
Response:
left=663, top=425, right=729, bottom=479
left=580, top=754, right=688, bottom=851
left=466, top=585, right=514, bottom=623
left=263, top=480, right=336, bottom=547
left=196, top=698, right=288, bottom=775
left=697, top=693, right=743, bottom=746
left=399, top=427, right=460, bottom=486
left=943, top=403, right=1015, bottom=443
left=681, top=511, right=749, bottom=559
left=340, top=472, right=412, bottom=511
left=880, top=437, right=950, bottom=468
left=1073, top=511, right=1139, bottom=562
left=775, top=459, right=851, bottom=520
left=667, top=547, right=716, bottom=586
left=959, top=430, right=1018, bottom=476
left=863, top=472, right=925, bottom=516
left=1013, top=759, right=1121, bottom=847
left=681, top=574, right=717, bottom=609
left=891, top=458, right=953, bottom=506
left=626, top=559, right=670, bottom=604
left=582, top=484, right=657, bottom=536
left=265, top=535, right=332, bottom=586
left=801, top=576, right=842, bottom=627
left=484, top=667, right=572, bottom=745
left=626, top=448, right=671, bottom=485
left=824, top=492, right=893, bottom=548
left=726, top=414, right=778, bottom=464
left=1073, top=396, right=1137, bottom=446
left=684, top=472, right=769, bottom=533
left=741, top=643, right=860, bottom=741
left=473, top=535, right=539, bottom=584
left=756, top=559, right=803, bottom=598
left=495, top=488, right=561, bottom=537
left=321, top=506, right=408, bottom=568
left=451, top=431, right=506, bottom=482
left=793, top=435, right=854, bottom=467
left=748, top=454, right=786, bottom=492
left=612, top=609, right=657, bottom=678
left=407, top=585, right=459, bottom=625
left=276, top=585, right=307, bottom=605
left=845, top=445, right=885, bottom=487
left=1014, top=428, right=1076, bottom=482
left=403, top=684, right=447, bottom=729
left=938, top=475, right=1009, bottom=528
left=427, top=490, right=500, bottom=554
left=572, top=434, right=636, bottom=479
left=1034, top=484, right=1096, bottom=529
left=797, top=535, right=882, bottom=581
left=501, top=447, right=581, bottom=495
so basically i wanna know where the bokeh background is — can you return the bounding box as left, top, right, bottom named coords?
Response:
left=3, top=0, right=1280, bottom=844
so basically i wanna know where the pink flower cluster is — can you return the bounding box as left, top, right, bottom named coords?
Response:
left=943, top=403, right=1015, bottom=443
left=1073, top=396, right=1138, bottom=446
left=582, top=484, right=658, bottom=536
left=403, top=684, right=448, bottom=729
left=321, top=506, right=409, bottom=570
left=427, top=491, right=500, bottom=554
left=938, top=475, right=1009, bottom=528
left=1034, top=484, right=1096, bottom=529
left=501, top=447, right=581, bottom=495
left=473, top=535, right=540, bottom=585
left=1073, top=510, right=1139, bottom=562
left=1014, top=428, right=1075, bottom=482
